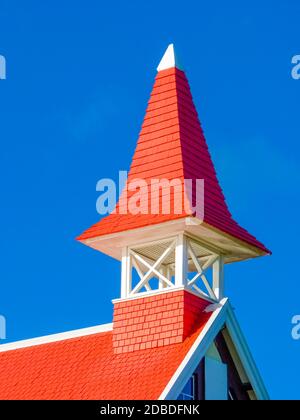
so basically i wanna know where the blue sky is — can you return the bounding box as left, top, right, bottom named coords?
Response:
left=0, top=0, right=299, bottom=399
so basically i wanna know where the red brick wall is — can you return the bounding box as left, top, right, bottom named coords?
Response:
left=113, top=289, right=210, bottom=354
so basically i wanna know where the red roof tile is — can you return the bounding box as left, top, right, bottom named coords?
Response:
left=77, top=66, right=269, bottom=254
left=0, top=311, right=211, bottom=400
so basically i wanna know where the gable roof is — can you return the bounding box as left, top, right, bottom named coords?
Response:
left=77, top=45, right=269, bottom=255
left=0, top=309, right=212, bottom=400
left=0, top=299, right=268, bottom=400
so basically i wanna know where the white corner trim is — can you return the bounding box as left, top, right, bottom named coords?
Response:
left=112, top=286, right=185, bottom=304
left=225, top=306, right=269, bottom=400
left=0, top=323, right=113, bottom=353
left=159, top=298, right=229, bottom=400
left=112, top=286, right=216, bottom=305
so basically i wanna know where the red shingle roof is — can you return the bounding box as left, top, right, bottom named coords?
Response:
left=0, top=311, right=211, bottom=400
left=77, top=66, right=269, bottom=254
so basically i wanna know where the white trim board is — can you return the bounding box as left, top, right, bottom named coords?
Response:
left=225, top=306, right=269, bottom=400
left=159, top=298, right=229, bottom=400
left=159, top=300, right=269, bottom=400
left=112, top=285, right=216, bottom=305
left=81, top=217, right=265, bottom=264
left=0, top=323, right=113, bottom=353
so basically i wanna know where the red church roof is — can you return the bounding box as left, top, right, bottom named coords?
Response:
left=0, top=296, right=269, bottom=400
left=0, top=310, right=211, bottom=400
left=77, top=46, right=269, bottom=255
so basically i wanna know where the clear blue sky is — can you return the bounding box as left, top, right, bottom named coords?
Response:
left=0, top=0, right=299, bottom=400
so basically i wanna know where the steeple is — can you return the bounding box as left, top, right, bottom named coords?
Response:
left=77, top=45, right=270, bottom=352
left=77, top=44, right=269, bottom=260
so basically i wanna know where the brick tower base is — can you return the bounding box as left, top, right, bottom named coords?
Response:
left=112, top=289, right=211, bottom=354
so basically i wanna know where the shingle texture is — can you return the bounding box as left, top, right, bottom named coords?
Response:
left=113, top=290, right=210, bottom=353
left=77, top=67, right=269, bottom=253
left=0, top=306, right=212, bottom=400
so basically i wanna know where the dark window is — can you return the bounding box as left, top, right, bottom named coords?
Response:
left=177, top=375, right=196, bottom=400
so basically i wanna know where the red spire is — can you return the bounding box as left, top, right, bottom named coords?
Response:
left=77, top=46, right=269, bottom=254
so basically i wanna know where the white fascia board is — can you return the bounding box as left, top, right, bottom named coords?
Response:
left=225, top=305, right=269, bottom=400
left=112, top=285, right=216, bottom=305
left=159, top=298, right=229, bottom=400
left=0, top=323, right=113, bottom=353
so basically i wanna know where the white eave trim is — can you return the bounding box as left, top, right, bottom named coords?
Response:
left=0, top=323, right=113, bottom=353
left=225, top=305, right=269, bottom=400
left=112, top=285, right=216, bottom=305
left=159, top=299, right=269, bottom=400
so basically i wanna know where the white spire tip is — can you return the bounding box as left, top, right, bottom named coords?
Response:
left=157, top=44, right=183, bottom=72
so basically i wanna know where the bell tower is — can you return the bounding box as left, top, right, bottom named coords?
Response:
left=77, top=44, right=270, bottom=354
left=119, top=234, right=224, bottom=301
